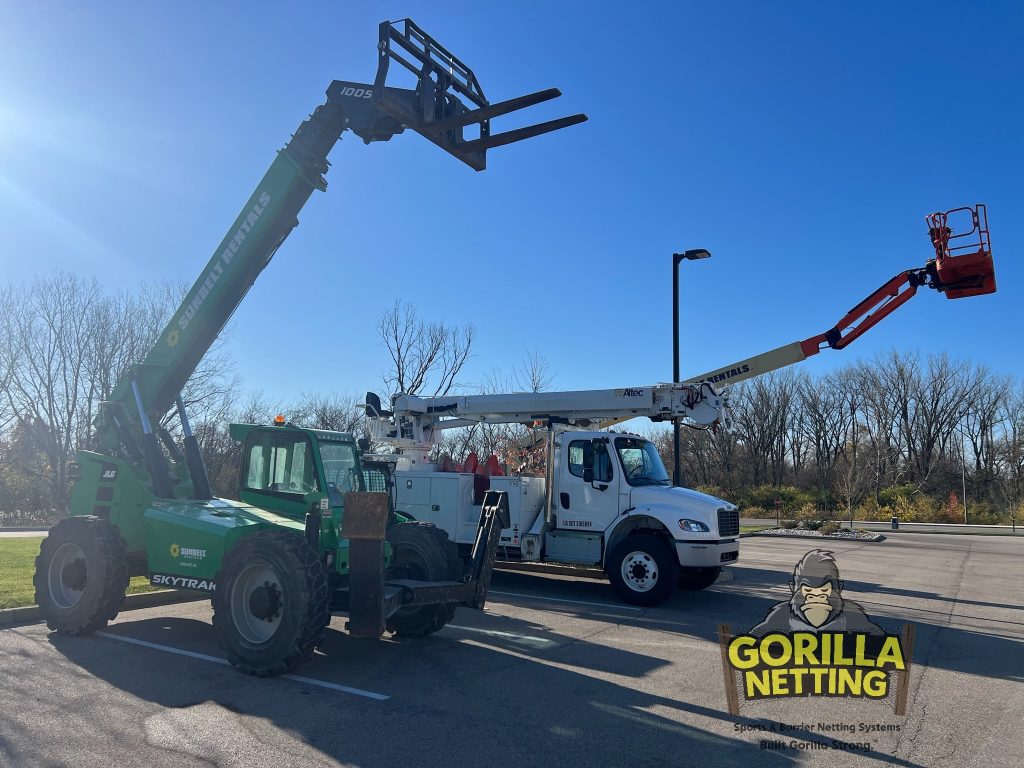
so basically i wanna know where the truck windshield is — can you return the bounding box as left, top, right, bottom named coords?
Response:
left=320, top=442, right=363, bottom=505
left=614, top=437, right=671, bottom=487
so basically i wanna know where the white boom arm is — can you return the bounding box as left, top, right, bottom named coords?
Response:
left=685, top=341, right=812, bottom=388
left=365, top=382, right=726, bottom=461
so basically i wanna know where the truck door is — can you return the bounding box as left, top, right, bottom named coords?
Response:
left=556, top=437, right=619, bottom=532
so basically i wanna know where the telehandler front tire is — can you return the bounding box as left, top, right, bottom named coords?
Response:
left=212, top=531, right=329, bottom=677
left=385, top=522, right=461, bottom=638
left=607, top=533, right=679, bottom=607
left=34, top=515, right=129, bottom=635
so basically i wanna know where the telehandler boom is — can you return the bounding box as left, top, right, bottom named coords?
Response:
left=34, top=19, right=585, bottom=676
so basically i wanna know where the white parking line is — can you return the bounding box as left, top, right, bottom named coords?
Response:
left=96, top=632, right=389, bottom=701
left=447, top=624, right=556, bottom=648
left=488, top=590, right=644, bottom=611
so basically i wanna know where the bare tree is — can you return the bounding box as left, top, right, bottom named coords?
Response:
left=956, top=367, right=1010, bottom=499
left=993, top=383, right=1024, bottom=519
left=0, top=274, right=238, bottom=514
left=800, top=369, right=858, bottom=502
left=290, top=391, right=366, bottom=435
left=0, top=285, right=16, bottom=436
left=2, top=274, right=101, bottom=508
left=378, top=300, right=476, bottom=398
left=731, top=372, right=799, bottom=486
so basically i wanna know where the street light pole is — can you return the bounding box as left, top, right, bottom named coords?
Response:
left=672, top=248, right=711, bottom=488
left=959, top=428, right=969, bottom=524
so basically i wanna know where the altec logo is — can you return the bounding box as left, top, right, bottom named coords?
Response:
left=171, top=191, right=273, bottom=342
left=616, top=388, right=645, bottom=397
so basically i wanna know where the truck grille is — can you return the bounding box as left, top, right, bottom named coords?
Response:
left=717, top=508, right=740, bottom=537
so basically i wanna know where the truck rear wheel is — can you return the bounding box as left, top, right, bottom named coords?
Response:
left=212, top=531, right=329, bottom=676
left=677, top=566, right=722, bottom=591
left=385, top=522, right=461, bottom=638
left=608, top=534, right=679, bottom=606
left=34, top=516, right=129, bottom=634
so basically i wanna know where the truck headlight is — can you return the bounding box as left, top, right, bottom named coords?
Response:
left=678, top=519, right=710, bottom=533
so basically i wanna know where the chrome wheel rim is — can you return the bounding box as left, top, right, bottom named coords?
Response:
left=621, top=550, right=658, bottom=593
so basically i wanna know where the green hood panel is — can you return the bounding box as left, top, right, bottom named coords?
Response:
left=144, top=497, right=304, bottom=580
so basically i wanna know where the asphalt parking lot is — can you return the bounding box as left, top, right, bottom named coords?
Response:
left=2, top=533, right=1022, bottom=768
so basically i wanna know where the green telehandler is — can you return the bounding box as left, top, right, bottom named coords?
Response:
left=33, top=19, right=585, bottom=676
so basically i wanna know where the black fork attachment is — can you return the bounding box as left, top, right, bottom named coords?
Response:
left=371, top=18, right=587, bottom=170
left=346, top=489, right=511, bottom=638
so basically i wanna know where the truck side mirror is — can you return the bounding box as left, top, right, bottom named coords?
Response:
left=357, top=437, right=370, bottom=451
left=583, top=467, right=594, bottom=483
left=582, top=442, right=594, bottom=469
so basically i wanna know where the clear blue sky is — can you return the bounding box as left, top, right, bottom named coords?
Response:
left=1, top=1, right=1020, bottom=404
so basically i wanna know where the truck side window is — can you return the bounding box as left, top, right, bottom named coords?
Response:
left=593, top=442, right=613, bottom=483
left=567, top=440, right=588, bottom=478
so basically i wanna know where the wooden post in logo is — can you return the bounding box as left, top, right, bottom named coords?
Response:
left=718, top=624, right=740, bottom=715
left=894, top=623, right=916, bottom=715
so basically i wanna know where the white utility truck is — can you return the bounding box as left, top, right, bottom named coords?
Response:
left=363, top=384, right=737, bottom=605
left=361, top=202, right=996, bottom=606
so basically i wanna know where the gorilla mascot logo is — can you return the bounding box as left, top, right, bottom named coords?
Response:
left=750, top=549, right=884, bottom=637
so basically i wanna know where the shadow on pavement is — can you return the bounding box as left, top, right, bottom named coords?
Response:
left=31, top=610, right=927, bottom=768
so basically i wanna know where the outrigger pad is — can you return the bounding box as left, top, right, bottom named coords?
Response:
left=372, top=18, right=587, bottom=170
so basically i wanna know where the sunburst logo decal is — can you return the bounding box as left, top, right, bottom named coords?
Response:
left=169, top=543, right=180, bottom=558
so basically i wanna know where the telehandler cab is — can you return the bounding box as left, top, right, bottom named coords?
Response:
left=33, top=19, right=585, bottom=676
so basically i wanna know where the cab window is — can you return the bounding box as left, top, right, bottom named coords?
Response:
left=567, top=439, right=613, bottom=482
left=244, top=432, right=319, bottom=495
left=593, top=441, right=613, bottom=483
left=568, top=440, right=588, bottom=477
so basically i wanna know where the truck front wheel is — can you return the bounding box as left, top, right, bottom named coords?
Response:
left=607, top=534, right=679, bottom=606
left=677, top=566, right=722, bottom=591
left=34, top=516, right=129, bottom=634
left=212, top=531, right=329, bottom=676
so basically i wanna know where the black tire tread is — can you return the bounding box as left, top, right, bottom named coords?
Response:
left=33, top=516, right=129, bottom=635
left=212, top=531, right=329, bottom=677
left=385, top=522, right=460, bottom=638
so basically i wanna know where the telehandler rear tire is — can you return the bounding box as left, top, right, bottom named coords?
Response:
left=608, top=533, right=679, bottom=606
left=385, top=522, right=461, bottom=638
left=34, top=515, right=129, bottom=635
left=212, top=531, right=329, bottom=677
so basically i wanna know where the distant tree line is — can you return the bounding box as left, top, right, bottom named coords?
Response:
left=650, top=356, right=1024, bottom=524
left=1, top=276, right=1021, bottom=526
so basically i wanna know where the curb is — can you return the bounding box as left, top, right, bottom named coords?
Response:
left=0, top=589, right=205, bottom=627
left=741, top=531, right=886, bottom=542
left=0, top=528, right=48, bottom=534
